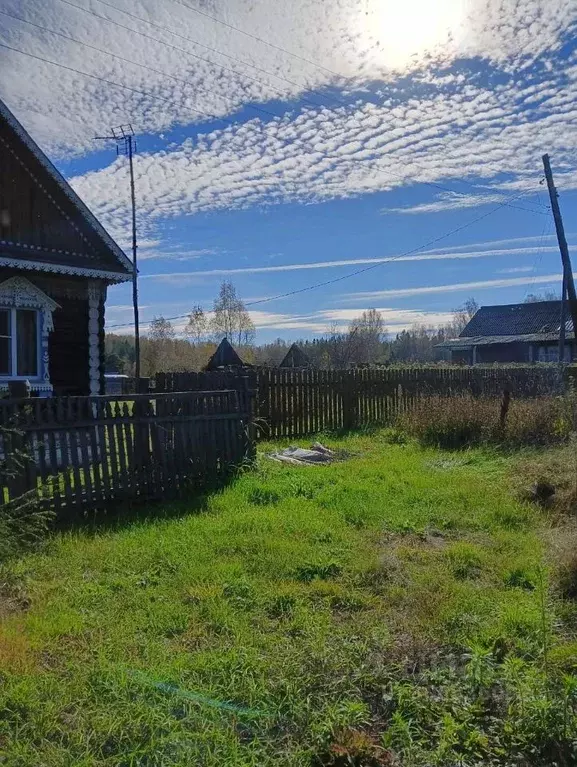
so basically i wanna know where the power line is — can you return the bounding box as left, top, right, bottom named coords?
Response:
left=378, top=172, right=549, bottom=217
left=56, top=0, right=332, bottom=112
left=97, top=0, right=353, bottom=109
left=0, top=40, right=283, bottom=132
left=0, top=8, right=281, bottom=123
left=12, top=0, right=548, bottom=216
left=108, top=186, right=542, bottom=330
left=2, top=19, right=547, bottom=220
left=169, top=0, right=350, bottom=84
left=30, top=0, right=554, bottom=217
left=523, top=216, right=553, bottom=300
left=69, top=0, right=550, bottom=214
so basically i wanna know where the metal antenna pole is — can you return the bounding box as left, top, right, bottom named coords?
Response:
left=127, top=134, right=140, bottom=382
left=95, top=125, right=140, bottom=381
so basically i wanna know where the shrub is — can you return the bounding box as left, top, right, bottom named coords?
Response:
left=0, top=425, right=53, bottom=561
left=398, top=394, right=573, bottom=450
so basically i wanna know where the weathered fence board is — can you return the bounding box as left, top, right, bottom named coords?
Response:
left=154, top=365, right=570, bottom=439
left=1, top=390, right=254, bottom=514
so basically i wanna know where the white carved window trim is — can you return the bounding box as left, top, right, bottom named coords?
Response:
left=0, top=307, right=41, bottom=380
left=0, top=277, right=59, bottom=387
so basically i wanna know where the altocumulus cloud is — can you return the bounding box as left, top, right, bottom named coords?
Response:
left=0, top=0, right=574, bottom=240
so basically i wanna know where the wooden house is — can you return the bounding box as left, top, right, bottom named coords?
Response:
left=0, top=98, right=133, bottom=396
left=437, top=301, right=575, bottom=364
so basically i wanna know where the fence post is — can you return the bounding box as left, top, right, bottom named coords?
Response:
left=342, top=369, right=357, bottom=431
left=499, top=389, right=511, bottom=430
left=242, top=375, right=257, bottom=462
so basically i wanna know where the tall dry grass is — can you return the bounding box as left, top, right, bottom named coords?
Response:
left=398, top=394, right=574, bottom=449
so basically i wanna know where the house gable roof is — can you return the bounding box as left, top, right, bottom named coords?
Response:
left=0, top=98, right=132, bottom=283
left=460, top=301, right=571, bottom=338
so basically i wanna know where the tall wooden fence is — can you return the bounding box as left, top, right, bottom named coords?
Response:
left=1, top=390, right=254, bottom=515
left=155, top=366, right=570, bottom=439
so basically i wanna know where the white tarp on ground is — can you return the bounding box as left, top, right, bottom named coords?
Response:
left=267, top=442, right=339, bottom=466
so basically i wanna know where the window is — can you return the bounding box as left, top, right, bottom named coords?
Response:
left=537, top=344, right=571, bottom=363
left=0, top=307, right=39, bottom=378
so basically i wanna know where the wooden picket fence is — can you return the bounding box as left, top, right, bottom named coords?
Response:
left=155, top=365, right=569, bottom=439
left=0, top=390, right=255, bottom=515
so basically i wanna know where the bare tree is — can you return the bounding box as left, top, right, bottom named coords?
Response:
left=446, top=297, right=478, bottom=337
left=211, top=281, right=255, bottom=347
left=141, top=316, right=175, bottom=375
left=348, top=308, right=387, bottom=364
left=524, top=290, right=560, bottom=303
left=185, top=305, right=208, bottom=344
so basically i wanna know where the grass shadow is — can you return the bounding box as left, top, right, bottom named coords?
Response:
left=51, top=468, right=246, bottom=537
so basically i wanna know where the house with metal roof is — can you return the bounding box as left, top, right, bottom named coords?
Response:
left=437, top=300, right=575, bottom=364
left=0, top=98, right=133, bottom=396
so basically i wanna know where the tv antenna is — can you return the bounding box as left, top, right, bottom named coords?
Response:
left=95, top=124, right=141, bottom=382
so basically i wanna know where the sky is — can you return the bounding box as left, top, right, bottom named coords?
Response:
left=1, top=0, right=576, bottom=341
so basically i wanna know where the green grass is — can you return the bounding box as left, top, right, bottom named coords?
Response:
left=1, top=432, right=576, bottom=766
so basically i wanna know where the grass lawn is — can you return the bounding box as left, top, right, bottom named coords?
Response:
left=1, top=431, right=576, bottom=766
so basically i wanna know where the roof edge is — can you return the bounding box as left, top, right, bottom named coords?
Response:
left=0, top=255, right=132, bottom=283
left=0, top=99, right=134, bottom=276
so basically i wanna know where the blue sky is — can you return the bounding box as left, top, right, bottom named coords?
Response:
left=1, top=0, right=575, bottom=341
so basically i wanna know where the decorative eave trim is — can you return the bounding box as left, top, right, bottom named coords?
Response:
left=0, top=255, right=132, bottom=283
left=0, top=98, right=134, bottom=276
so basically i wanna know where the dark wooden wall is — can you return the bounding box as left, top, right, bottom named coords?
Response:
left=0, top=123, right=89, bottom=254
left=49, top=296, right=90, bottom=396
left=477, top=343, right=529, bottom=363
left=0, top=269, right=95, bottom=395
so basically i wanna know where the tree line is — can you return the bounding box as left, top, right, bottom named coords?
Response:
left=105, top=281, right=559, bottom=376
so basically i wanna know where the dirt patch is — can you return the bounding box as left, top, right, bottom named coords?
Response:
left=0, top=576, right=30, bottom=619
left=511, top=445, right=577, bottom=518
left=312, top=728, right=395, bottom=766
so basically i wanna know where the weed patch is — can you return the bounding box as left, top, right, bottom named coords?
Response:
left=399, top=394, right=572, bottom=449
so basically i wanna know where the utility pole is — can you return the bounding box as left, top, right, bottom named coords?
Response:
left=559, top=271, right=567, bottom=363
left=542, top=154, right=577, bottom=360
left=95, top=125, right=140, bottom=382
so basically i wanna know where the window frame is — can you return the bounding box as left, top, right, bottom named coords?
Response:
left=0, top=306, right=41, bottom=381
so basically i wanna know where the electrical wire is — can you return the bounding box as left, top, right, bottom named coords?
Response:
left=2, top=15, right=549, bottom=219
left=0, top=9, right=281, bottom=123
left=169, top=0, right=350, bottom=83
left=56, top=0, right=333, bottom=112
left=0, top=40, right=282, bottom=132
left=96, top=0, right=354, bottom=109
left=107, top=186, right=542, bottom=330
left=6, top=0, right=548, bottom=215
left=522, top=215, right=555, bottom=301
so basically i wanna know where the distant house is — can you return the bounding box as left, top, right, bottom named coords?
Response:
left=437, top=301, right=575, bottom=364
left=279, top=343, right=312, bottom=368
left=204, top=338, right=248, bottom=371
left=0, top=98, right=133, bottom=396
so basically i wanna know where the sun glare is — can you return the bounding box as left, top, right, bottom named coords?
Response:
left=364, top=0, right=466, bottom=70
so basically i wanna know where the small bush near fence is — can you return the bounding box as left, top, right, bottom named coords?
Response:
left=0, top=425, right=53, bottom=561
left=398, top=394, right=573, bottom=449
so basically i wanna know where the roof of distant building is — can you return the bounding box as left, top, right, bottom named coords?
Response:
left=204, top=338, right=247, bottom=370
left=279, top=343, right=312, bottom=368
left=460, top=300, right=571, bottom=338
